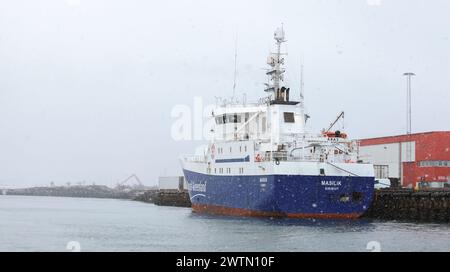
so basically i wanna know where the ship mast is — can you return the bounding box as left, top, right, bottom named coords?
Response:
left=265, top=25, right=288, bottom=102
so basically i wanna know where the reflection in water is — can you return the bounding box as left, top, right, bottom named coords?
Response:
left=188, top=212, right=377, bottom=232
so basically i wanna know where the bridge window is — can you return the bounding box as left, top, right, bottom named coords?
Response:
left=284, top=112, right=295, bottom=123
left=228, top=114, right=241, bottom=123
left=216, top=114, right=242, bottom=124
left=215, top=116, right=224, bottom=124
left=215, top=115, right=228, bottom=124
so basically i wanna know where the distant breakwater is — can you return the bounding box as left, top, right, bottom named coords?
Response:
left=4, top=185, right=147, bottom=200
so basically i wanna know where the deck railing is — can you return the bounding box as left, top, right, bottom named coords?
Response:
left=183, top=152, right=356, bottom=164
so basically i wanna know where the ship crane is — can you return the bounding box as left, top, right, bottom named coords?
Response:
left=325, top=111, right=345, bottom=132
left=323, top=111, right=347, bottom=138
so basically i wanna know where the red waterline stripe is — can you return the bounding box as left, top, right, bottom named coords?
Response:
left=192, top=204, right=362, bottom=219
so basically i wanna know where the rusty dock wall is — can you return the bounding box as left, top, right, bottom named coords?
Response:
left=134, top=189, right=191, bottom=208
left=363, top=189, right=450, bottom=222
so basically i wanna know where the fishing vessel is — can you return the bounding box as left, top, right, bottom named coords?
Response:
left=180, top=27, right=375, bottom=219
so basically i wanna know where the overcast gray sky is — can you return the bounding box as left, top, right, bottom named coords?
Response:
left=1, top=0, right=449, bottom=186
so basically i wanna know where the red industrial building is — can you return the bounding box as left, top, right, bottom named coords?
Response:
left=358, top=131, right=450, bottom=188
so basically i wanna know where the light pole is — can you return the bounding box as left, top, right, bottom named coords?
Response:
left=403, top=72, right=415, bottom=170
left=403, top=72, right=415, bottom=136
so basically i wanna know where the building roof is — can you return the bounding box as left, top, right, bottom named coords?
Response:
left=358, top=131, right=450, bottom=146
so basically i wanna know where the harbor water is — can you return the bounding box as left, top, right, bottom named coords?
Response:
left=0, top=195, right=449, bottom=252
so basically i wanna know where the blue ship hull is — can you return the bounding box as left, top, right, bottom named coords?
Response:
left=183, top=169, right=374, bottom=218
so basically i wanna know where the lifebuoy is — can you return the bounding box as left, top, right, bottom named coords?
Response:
left=255, top=154, right=262, bottom=162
